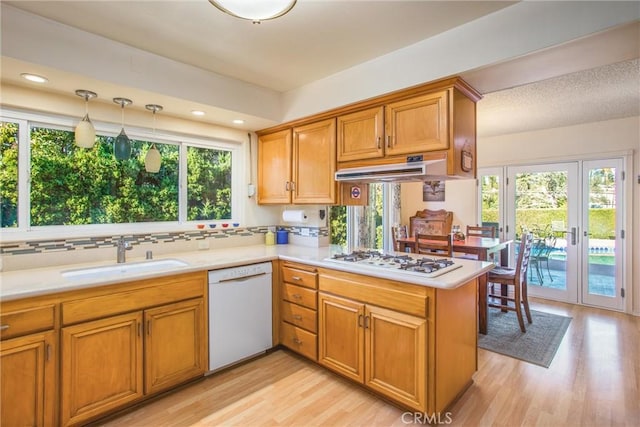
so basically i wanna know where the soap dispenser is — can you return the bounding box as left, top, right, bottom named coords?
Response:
left=265, top=229, right=275, bottom=245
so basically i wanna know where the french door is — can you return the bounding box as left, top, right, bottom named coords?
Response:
left=479, top=158, right=625, bottom=310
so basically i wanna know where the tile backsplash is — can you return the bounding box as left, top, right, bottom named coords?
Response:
left=0, top=226, right=329, bottom=271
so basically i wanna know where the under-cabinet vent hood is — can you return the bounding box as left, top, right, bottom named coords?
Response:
left=335, top=160, right=450, bottom=183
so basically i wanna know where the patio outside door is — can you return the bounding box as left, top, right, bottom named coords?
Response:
left=481, top=158, right=624, bottom=310
left=507, top=163, right=579, bottom=303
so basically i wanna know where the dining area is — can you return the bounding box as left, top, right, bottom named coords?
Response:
left=392, top=209, right=535, bottom=335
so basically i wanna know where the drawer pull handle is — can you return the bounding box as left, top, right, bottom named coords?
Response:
left=358, top=314, right=363, bottom=328
left=293, top=314, right=303, bottom=320
left=376, top=136, right=381, bottom=149
left=46, top=344, right=51, bottom=362
left=293, top=338, right=302, bottom=345
left=364, top=316, right=370, bottom=329
left=291, top=276, right=302, bottom=281
left=292, top=294, right=302, bottom=299
left=0, top=325, right=9, bottom=331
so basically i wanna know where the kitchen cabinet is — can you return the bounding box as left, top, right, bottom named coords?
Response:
left=1, top=302, right=57, bottom=427
left=259, top=76, right=480, bottom=182
left=257, top=119, right=336, bottom=204
left=317, top=265, right=477, bottom=414
left=318, top=293, right=426, bottom=410
left=59, top=272, right=207, bottom=426
left=279, top=262, right=318, bottom=360
left=337, top=106, right=384, bottom=162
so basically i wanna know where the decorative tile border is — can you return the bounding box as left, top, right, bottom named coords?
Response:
left=0, top=226, right=328, bottom=256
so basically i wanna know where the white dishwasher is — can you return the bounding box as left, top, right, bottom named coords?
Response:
left=208, top=262, right=273, bottom=372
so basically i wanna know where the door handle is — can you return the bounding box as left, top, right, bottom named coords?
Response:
left=559, top=227, right=577, bottom=245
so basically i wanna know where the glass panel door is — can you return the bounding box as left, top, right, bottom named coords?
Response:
left=478, top=167, right=504, bottom=240
left=581, top=159, right=624, bottom=310
left=507, top=163, right=579, bottom=303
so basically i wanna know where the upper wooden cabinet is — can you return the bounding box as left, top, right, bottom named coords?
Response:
left=337, top=106, right=384, bottom=162
left=258, top=77, right=480, bottom=190
left=258, top=118, right=336, bottom=204
left=385, top=90, right=448, bottom=155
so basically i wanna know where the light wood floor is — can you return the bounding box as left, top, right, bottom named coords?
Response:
left=99, top=300, right=639, bottom=426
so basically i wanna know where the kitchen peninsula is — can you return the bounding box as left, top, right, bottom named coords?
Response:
left=0, top=244, right=492, bottom=425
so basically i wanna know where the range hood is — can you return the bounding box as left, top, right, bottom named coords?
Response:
left=335, top=160, right=451, bottom=183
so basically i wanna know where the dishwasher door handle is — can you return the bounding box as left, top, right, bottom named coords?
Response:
left=216, top=272, right=267, bottom=284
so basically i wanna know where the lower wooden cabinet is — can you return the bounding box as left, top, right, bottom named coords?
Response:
left=144, top=299, right=206, bottom=395
left=61, top=312, right=143, bottom=426
left=1, top=330, right=57, bottom=427
left=318, top=292, right=427, bottom=411
left=60, top=298, right=206, bottom=426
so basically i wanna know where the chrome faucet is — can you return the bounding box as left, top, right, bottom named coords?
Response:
left=116, top=237, right=132, bottom=263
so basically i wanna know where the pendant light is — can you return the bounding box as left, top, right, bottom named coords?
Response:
left=74, top=89, right=97, bottom=148
left=113, top=97, right=132, bottom=160
left=144, top=104, right=163, bottom=173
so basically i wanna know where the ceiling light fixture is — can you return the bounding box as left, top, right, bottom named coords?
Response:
left=113, top=97, right=133, bottom=160
left=208, top=0, right=296, bottom=23
left=20, top=73, right=48, bottom=83
left=232, top=119, right=245, bottom=125
left=144, top=104, right=163, bottom=173
left=74, top=89, right=98, bottom=148
left=191, top=110, right=206, bottom=116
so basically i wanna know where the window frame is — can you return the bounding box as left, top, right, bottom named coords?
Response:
left=0, top=108, right=243, bottom=240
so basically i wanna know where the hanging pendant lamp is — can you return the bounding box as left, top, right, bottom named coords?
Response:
left=74, top=89, right=97, bottom=148
left=113, top=97, right=132, bottom=160
left=144, top=104, right=163, bottom=173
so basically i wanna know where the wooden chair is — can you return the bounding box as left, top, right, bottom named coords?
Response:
left=391, top=225, right=408, bottom=252
left=415, top=233, right=453, bottom=257
left=486, top=233, right=534, bottom=333
left=409, top=209, right=453, bottom=237
left=466, top=225, right=496, bottom=238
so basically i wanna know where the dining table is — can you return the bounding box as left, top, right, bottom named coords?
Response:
left=396, top=235, right=513, bottom=334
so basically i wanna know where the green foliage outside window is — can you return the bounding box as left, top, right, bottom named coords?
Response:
left=0, top=122, right=233, bottom=228
left=0, top=122, right=18, bottom=227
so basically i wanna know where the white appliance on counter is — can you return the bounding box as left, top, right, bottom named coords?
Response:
left=208, top=262, right=273, bottom=372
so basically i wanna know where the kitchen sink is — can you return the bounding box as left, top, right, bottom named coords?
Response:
left=62, top=259, right=189, bottom=281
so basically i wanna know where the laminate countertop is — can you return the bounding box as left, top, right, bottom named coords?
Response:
left=0, top=244, right=494, bottom=301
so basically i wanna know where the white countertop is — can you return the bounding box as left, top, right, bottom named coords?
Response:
left=0, top=244, right=494, bottom=301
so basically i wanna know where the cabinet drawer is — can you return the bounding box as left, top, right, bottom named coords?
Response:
left=282, top=266, right=317, bottom=289
left=0, top=305, right=55, bottom=340
left=282, top=283, right=317, bottom=310
left=281, top=300, right=317, bottom=333
left=280, top=321, right=317, bottom=361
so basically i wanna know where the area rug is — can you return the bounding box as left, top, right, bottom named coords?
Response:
left=478, top=309, right=572, bottom=368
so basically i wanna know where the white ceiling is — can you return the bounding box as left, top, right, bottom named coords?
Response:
left=2, top=1, right=639, bottom=137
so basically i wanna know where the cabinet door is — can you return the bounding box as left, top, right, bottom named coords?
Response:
left=365, top=305, right=426, bottom=411
left=61, top=312, right=143, bottom=426
left=1, top=330, right=56, bottom=427
left=144, top=299, right=206, bottom=395
left=337, top=106, right=384, bottom=162
left=258, top=129, right=292, bottom=204
left=385, top=90, right=449, bottom=155
left=318, top=293, right=364, bottom=383
left=292, top=118, right=337, bottom=204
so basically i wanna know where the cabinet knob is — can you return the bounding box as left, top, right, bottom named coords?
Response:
left=293, top=314, right=303, bottom=320
left=291, top=276, right=302, bottom=281
left=293, top=338, right=302, bottom=345
left=292, top=294, right=302, bottom=299
left=0, top=324, right=9, bottom=331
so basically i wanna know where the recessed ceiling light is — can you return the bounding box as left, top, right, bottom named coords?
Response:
left=191, top=110, right=205, bottom=116
left=232, top=119, right=245, bottom=125
left=21, top=73, right=48, bottom=83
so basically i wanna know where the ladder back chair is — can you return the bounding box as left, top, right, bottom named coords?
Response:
left=486, top=233, right=534, bottom=333
left=391, top=225, right=409, bottom=252
left=415, top=233, right=453, bottom=257
left=466, top=225, right=496, bottom=238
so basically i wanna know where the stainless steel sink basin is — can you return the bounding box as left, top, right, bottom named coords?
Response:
left=62, top=259, right=189, bottom=281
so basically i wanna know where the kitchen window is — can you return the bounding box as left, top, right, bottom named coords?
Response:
left=0, top=111, right=239, bottom=233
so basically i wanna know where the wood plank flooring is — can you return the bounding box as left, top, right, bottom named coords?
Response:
left=98, top=299, right=639, bottom=426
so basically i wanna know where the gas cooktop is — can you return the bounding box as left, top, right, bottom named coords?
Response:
left=324, top=250, right=462, bottom=278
